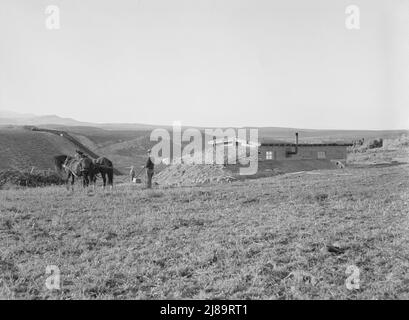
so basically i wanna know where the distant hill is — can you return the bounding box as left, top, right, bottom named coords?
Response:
left=1, top=110, right=407, bottom=139
left=0, top=113, right=89, bottom=127
left=256, top=127, right=409, bottom=143
left=0, top=110, right=165, bottom=131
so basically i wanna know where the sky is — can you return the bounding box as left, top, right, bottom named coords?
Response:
left=0, top=0, right=408, bottom=129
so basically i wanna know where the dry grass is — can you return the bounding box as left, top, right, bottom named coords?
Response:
left=0, top=164, right=408, bottom=299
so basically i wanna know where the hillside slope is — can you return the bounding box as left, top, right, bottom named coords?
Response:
left=0, top=127, right=82, bottom=171
left=0, top=126, right=152, bottom=173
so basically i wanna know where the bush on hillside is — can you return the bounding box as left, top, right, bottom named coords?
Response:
left=0, top=170, right=65, bottom=189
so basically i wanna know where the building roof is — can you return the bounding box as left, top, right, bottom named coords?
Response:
left=208, top=137, right=260, bottom=147
left=260, top=143, right=353, bottom=147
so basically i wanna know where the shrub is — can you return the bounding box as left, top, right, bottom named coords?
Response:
left=0, top=170, right=65, bottom=189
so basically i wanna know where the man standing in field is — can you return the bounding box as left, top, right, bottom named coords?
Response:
left=143, top=149, right=154, bottom=188
left=130, top=166, right=135, bottom=182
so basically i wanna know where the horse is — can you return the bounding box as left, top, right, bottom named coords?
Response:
left=54, top=155, right=95, bottom=189
left=92, top=157, right=114, bottom=189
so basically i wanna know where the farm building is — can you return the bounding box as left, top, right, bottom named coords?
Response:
left=257, top=133, right=353, bottom=172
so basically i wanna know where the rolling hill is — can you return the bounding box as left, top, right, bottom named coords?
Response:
left=0, top=127, right=82, bottom=171
left=0, top=125, right=162, bottom=173
left=0, top=110, right=165, bottom=130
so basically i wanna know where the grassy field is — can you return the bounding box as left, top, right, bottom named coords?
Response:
left=1, top=163, right=408, bottom=299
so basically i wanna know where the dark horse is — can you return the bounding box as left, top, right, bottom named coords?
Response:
left=92, top=157, right=114, bottom=188
left=54, top=155, right=95, bottom=189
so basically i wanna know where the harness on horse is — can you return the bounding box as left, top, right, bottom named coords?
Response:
left=63, top=157, right=91, bottom=177
left=62, top=163, right=78, bottom=177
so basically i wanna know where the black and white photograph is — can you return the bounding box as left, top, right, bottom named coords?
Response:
left=0, top=0, right=408, bottom=307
